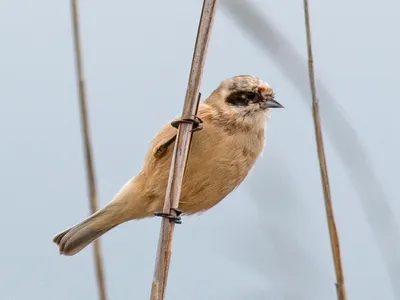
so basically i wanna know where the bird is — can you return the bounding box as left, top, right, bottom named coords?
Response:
left=52, top=74, right=283, bottom=256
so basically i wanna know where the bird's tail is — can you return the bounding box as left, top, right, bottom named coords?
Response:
left=53, top=176, right=153, bottom=256
left=52, top=203, right=128, bottom=256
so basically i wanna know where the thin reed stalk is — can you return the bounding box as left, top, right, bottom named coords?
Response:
left=71, top=1, right=108, bottom=300
left=302, top=1, right=347, bottom=299
left=149, top=1, right=218, bottom=299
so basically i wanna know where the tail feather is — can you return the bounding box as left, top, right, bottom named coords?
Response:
left=53, top=176, right=153, bottom=256
left=53, top=207, right=121, bottom=256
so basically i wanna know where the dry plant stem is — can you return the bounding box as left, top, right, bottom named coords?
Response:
left=71, top=1, right=108, bottom=300
left=149, top=1, right=218, bottom=299
left=302, top=1, right=347, bottom=299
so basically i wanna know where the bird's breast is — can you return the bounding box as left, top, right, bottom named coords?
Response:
left=177, top=122, right=265, bottom=213
left=139, top=109, right=266, bottom=215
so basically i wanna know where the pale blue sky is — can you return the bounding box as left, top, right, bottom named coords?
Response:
left=0, top=0, right=399, bottom=299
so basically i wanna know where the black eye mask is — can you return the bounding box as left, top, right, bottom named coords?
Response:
left=225, top=91, right=260, bottom=107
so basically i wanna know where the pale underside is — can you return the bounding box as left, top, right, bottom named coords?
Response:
left=125, top=102, right=267, bottom=218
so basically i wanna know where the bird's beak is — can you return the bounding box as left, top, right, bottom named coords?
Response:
left=266, top=98, right=284, bottom=108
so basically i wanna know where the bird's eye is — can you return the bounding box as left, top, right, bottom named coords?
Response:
left=246, top=92, right=256, bottom=100
left=226, top=91, right=257, bottom=107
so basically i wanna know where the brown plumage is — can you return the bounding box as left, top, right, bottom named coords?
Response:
left=52, top=75, right=283, bottom=256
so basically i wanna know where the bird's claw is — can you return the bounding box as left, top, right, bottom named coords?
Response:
left=171, top=115, right=203, bottom=133
left=190, top=117, right=203, bottom=132
left=154, top=208, right=183, bottom=224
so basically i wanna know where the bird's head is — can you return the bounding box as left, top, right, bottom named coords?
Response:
left=205, top=75, right=283, bottom=118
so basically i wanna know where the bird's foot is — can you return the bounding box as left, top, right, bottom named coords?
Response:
left=154, top=208, right=183, bottom=224
left=171, top=115, right=203, bottom=133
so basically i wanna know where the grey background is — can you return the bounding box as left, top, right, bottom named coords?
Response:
left=0, top=0, right=399, bottom=299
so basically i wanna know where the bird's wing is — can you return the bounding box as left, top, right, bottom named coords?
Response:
left=150, top=103, right=210, bottom=159
left=153, top=129, right=177, bottom=159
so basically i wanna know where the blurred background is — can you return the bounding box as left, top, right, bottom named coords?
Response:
left=0, top=0, right=399, bottom=299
